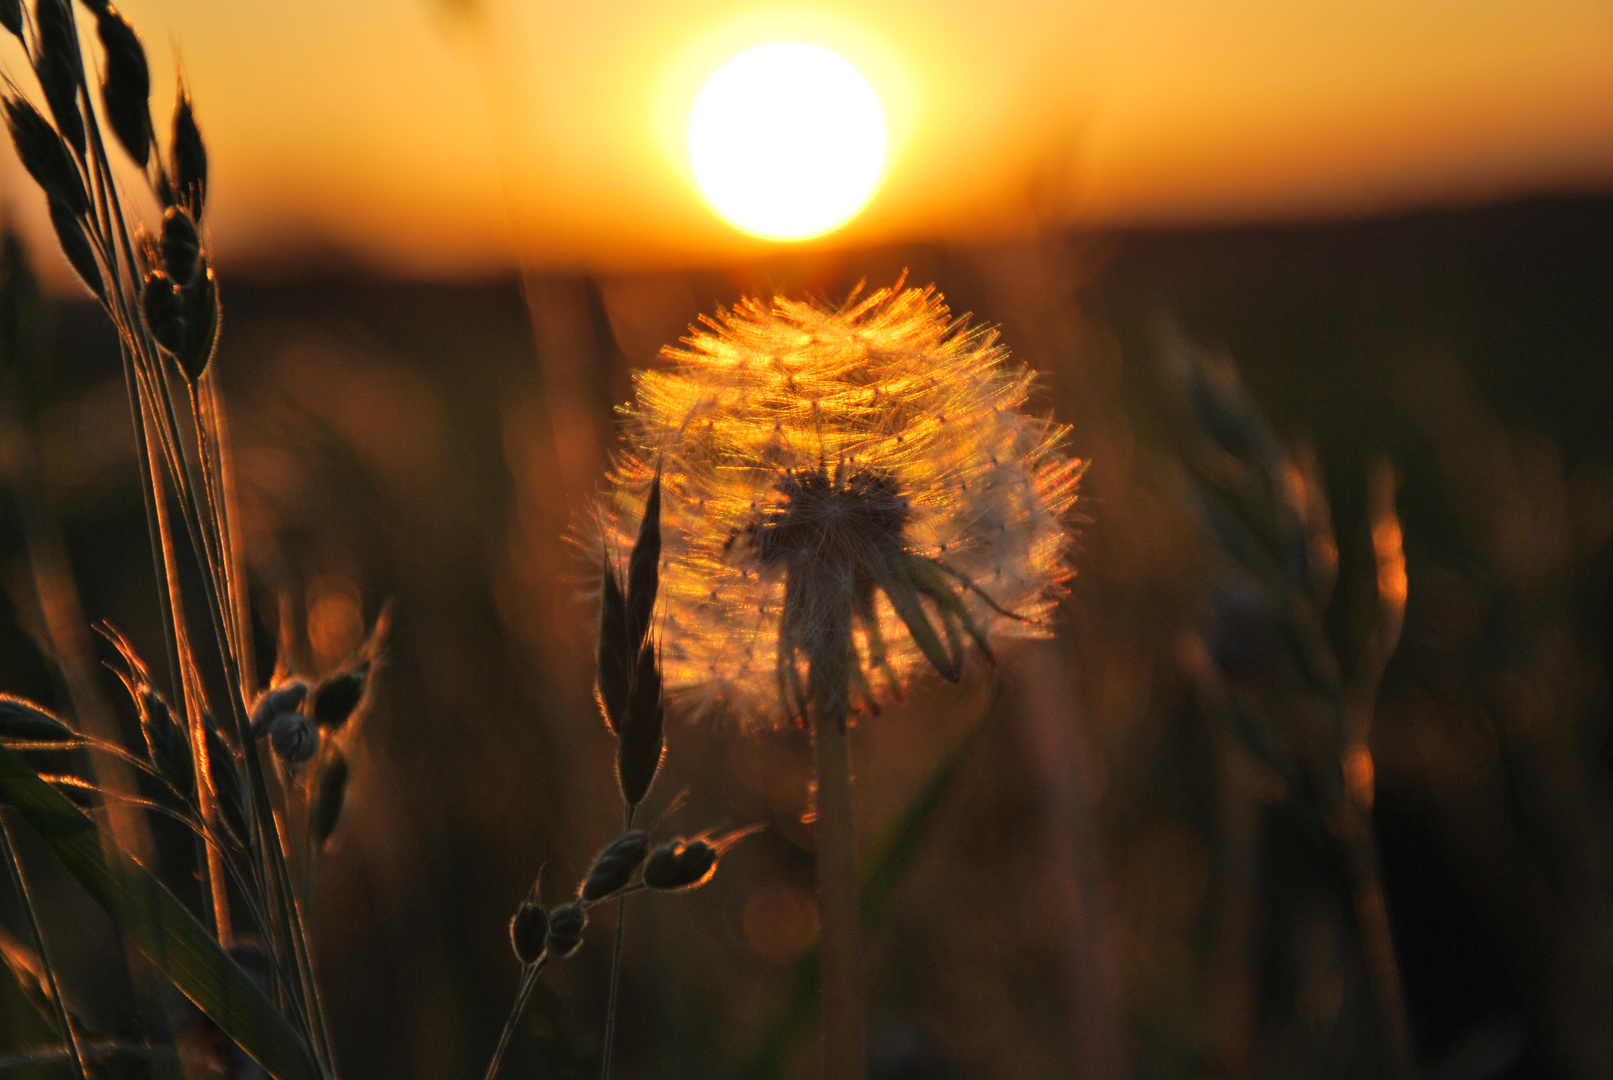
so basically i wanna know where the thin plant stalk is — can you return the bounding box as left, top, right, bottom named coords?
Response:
left=0, top=815, right=89, bottom=1080
left=485, top=958, right=548, bottom=1080
left=810, top=603, right=867, bottom=1080
left=598, top=806, right=635, bottom=1080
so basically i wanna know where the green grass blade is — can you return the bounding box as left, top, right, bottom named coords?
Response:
left=0, top=743, right=321, bottom=1080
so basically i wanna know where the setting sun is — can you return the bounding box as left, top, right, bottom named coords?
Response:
left=686, top=42, right=888, bottom=242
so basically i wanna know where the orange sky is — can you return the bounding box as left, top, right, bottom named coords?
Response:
left=3, top=0, right=1611, bottom=281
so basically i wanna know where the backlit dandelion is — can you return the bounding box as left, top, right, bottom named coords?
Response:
left=598, top=279, right=1080, bottom=1080
left=600, top=280, right=1083, bottom=726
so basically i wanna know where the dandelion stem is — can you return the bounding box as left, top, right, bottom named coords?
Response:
left=810, top=600, right=867, bottom=1080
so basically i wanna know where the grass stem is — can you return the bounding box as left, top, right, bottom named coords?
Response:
left=1, top=815, right=89, bottom=1080
left=484, top=958, right=547, bottom=1080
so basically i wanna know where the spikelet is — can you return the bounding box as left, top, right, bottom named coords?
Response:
left=598, top=281, right=1082, bottom=723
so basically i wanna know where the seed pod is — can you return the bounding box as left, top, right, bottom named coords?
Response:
left=3, top=97, right=88, bottom=215
left=595, top=561, right=629, bottom=735
left=95, top=4, right=150, bottom=166
left=33, top=0, right=85, bottom=155
left=544, top=903, right=587, bottom=960
left=308, top=747, right=349, bottom=848
left=312, top=662, right=368, bottom=731
left=0, top=0, right=20, bottom=38
left=616, top=640, right=663, bottom=810
left=47, top=196, right=104, bottom=301
left=268, top=712, right=317, bottom=770
left=508, top=901, right=547, bottom=965
left=137, top=689, right=193, bottom=799
left=205, top=722, right=251, bottom=846
left=177, top=259, right=219, bottom=382
left=171, top=89, right=206, bottom=218
left=581, top=831, right=648, bottom=902
left=0, top=694, right=75, bottom=741
left=160, top=206, right=198, bottom=285
left=140, top=270, right=183, bottom=354
left=642, top=839, right=718, bottom=892
left=249, top=679, right=309, bottom=739
left=624, top=475, right=660, bottom=653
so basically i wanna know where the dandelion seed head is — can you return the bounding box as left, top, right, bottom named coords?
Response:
left=599, top=282, right=1083, bottom=724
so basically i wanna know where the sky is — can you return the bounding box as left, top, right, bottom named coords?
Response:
left=2, top=0, right=1611, bottom=280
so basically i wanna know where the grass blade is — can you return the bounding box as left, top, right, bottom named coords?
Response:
left=0, top=743, right=321, bottom=1080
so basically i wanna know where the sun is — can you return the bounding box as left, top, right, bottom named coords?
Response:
left=687, top=42, right=888, bottom=242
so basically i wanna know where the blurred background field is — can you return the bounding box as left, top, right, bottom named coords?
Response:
left=2, top=0, right=1612, bottom=1077
left=2, top=190, right=1609, bottom=1079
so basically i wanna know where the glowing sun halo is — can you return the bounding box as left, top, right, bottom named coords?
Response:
left=687, top=42, right=887, bottom=241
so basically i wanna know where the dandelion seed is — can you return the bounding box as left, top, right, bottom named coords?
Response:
left=598, top=281, right=1082, bottom=724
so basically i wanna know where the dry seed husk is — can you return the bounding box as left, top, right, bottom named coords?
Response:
left=205, top=723, right=251, bottom=846
left=616, top=641, right=663, bottom=809
left=171, top=90, right=206, bottom=217
left=544, top=903, right=587, bottom=959
left=624, top=475, right=660, bottom=652
left=48, top=196, right=103, bottom=300
left=177, top=260, right=219, bottom=381
left=95, top=4, right=150, bottom=166
left=309, top=747, right=349, bottom=847
left=33, top=0, right=85, bottom=155
left=596, top=562, right=629, bottom=735
left=160, top=206, right=198, bottom=285
left=581, top=831, right=648, bottom=902
left=0, top=694, right=74, bottom=741
left=4, top=97, right=88, bottom=215
left=508, top=901, right=547, bottom=965
left=312, top=662, right=367, bottom=730
left=140, top=269, right=183, bottom=354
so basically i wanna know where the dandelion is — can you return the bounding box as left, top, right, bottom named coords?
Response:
left=598, top=279, right=1081, bottom=1080
left=600, top=280, right=1082, bottom=723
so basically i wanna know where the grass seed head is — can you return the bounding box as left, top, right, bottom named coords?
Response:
left=0, top=1, right=20, bottom=39
left=47, top=197, right=103, bottom=300
left=138, top=688, right=194, bottom=798
left=581, top=830, right=649, bottom=902
left=95, top=4, right=151, bottom=165
left=33, top=0, right=85, bottom=155
left=544, top=903, right=588, bottom=959
left=615, top=639, right=664, bottom=809
left=0, top=694, right=75, bottom=741
left=509, top=900, right=548, bottom=965
left=177, top=259, right=220, bottom=381
left=642, top=838, right=718, bottom=891
left=140, top=269, right=184, bottom=355
left=4, top=97, right=88, bottom=215
left=599, top=281, right=1081, bottom=723
left=171, top=88, right=206, bottom=218
left=312, top=662, right=369, bottom=731
left=160, top=206, right=199, bottom=285
left=268, top=712, right=317, bottom=771
left=205, top=719, right=251, bottom=846
left=249, top=679, right=309, bottom=737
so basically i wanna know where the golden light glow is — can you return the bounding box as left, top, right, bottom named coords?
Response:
left=686, top=42, right=888, bottom=241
